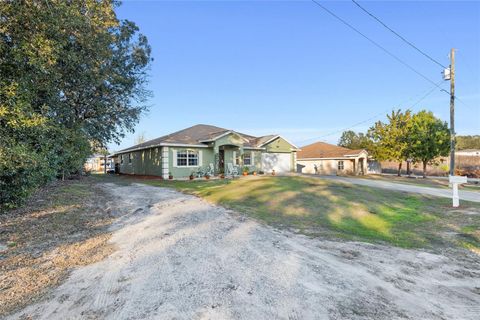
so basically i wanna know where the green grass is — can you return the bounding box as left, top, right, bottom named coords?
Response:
left=96, top=175, right=480, bottom=250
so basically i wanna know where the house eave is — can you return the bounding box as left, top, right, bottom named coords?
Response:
left=112, top=143, right=210, bottom=156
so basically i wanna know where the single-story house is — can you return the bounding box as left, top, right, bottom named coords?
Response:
left=296, top=141, right=369, bottom=175
left=111, top=124, right=299, bottom=179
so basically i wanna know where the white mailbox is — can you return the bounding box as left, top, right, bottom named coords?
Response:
left=449, top=175, right=468, bottom=207
left=449, top=175, right=467, bottom=184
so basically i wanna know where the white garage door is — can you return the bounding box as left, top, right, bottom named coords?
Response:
left=262, top=153, right=291, bottom=173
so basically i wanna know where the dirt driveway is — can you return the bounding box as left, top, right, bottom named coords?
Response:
left=10, top=183, right=480, bottom=319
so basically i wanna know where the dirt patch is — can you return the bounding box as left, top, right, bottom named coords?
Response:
left=0, top=177, right=116, bottom=316
left=9, top=183, right=480, bottom=320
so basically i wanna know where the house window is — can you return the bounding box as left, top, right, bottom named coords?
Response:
left=234, top=152, right=240, bottom=165
left=243, top=152, right=252, bottom=166
left=120, top=155, right=124, bottom=165
left=338, top=160, right=344, bottom=171
left=177, top=150, right=198, bottom=167
left=128, top=153, right=132, bottom=164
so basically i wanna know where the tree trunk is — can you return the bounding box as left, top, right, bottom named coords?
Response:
left=397, top=162, right=402, bottom=176
left=422, top=161, right=427, bottom=178
left=406, top=161, right=411, bottom=176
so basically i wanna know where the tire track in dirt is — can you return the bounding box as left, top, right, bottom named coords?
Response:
left=9, top=183, right=480, bottom=319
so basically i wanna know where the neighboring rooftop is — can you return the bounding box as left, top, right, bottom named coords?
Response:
left=297, top=141, right=366, bottom=159
left=114, top=124, right=281, bottom=154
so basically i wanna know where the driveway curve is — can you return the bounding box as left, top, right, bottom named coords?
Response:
left=305, top=175, right=480, bottom=203
left=10, top=183, right=480, bottom=319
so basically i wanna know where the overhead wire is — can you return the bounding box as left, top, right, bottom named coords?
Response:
left=296, top=79, right=446, bottom=145
left=309, top=0, right=443, bottom=88
left=351, top=0, right=448, bottom=69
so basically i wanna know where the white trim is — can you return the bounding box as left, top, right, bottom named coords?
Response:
left=257, top=135, right=300, bottom=150
left=257, top=135, right=280, bottom=147
left=243, top=151, right=252, bottom=166
left=199, top=131, right=251, bottom=144
left=160, top=143, right=209, bottom=148
left=162, top=147, right=169, bottom=179
left=297, top=154, right=367, bottom=161
left=174, top=149, right=200, bottom=168
left=198, top=131, right=233, bottom=142
left=114, top=143, right=209, bottom=156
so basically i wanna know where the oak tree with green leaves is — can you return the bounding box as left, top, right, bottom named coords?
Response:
left=368, top=110, right=412, bottom=176
left=407, top=110, right=450, bottom=178
left=338, top=130, right=371, bottom=150
left=1, top=0, right=152, bottom=208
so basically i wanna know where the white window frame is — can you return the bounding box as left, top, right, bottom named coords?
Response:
left=120, top=155, right=124, bottom=165
left=176, top=149, right=199, bottom=167
left=243, top=152, right=252, bottom=166
left=338, top=160, right=344, bottom=171
left=128, top=153, right=132, bottom=164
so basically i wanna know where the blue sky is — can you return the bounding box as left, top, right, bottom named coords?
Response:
left=110, top=0, right=480, bottom=152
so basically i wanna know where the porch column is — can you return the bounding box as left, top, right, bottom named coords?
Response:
left=354, top=158, right=359, bottom=175
left=213, top=146, right=219, bottom=174
left=162, top=147, right=169, bottom=179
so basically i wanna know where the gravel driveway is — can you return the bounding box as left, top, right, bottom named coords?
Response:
left=10, top=183, right=480, bottom=319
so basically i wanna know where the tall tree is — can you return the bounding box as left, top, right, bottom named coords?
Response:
left=368, top=110, right=412, bottom=176
left=338, top=130, right=371, bottom=150
left=1, top=0, right=151, bottom=207
left=134, top=132, right=147, bottom=145
left=407, top=111, right=450, bottom=178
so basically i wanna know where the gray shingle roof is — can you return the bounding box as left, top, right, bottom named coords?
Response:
left=115, top=124, right=278, bottom=154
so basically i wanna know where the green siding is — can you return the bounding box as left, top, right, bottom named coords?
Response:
left=214, top=133, right=244, bottom=148
left=118, top=147, right=162, bottom=176
left=168, top=147, right=215, bottom=178
left=264, top=137, right=294, bottom=153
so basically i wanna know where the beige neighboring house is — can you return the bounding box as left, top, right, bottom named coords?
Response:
left=297, top=142, right=369, bottom=175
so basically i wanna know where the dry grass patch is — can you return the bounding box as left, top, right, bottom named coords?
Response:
left=0, top=177, right=115, bottom=316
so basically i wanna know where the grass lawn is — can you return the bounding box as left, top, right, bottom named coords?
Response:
left=105, top=175, right=480, bottom=251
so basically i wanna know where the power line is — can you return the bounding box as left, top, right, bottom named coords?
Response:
left=296, top=79, right=446, bottom=145
left=309, top=0, right=442, bottom=88
left=351, top=0, right=447, bottom=69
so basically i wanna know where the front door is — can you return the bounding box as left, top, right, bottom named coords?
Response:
left=219, top=149, right=225, bottom=173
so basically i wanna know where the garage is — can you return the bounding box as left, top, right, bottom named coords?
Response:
left=261, top=153, right=291, bottom=173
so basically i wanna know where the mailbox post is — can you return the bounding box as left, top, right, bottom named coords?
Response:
left=449, top=175, right=467, bottom=207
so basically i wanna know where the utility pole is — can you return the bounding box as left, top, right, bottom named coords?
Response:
left=446, top=48, right=465, bottom=208
left=449, top=48, right=455, bottom=176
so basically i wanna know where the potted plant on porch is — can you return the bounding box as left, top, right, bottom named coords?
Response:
left=242, top=166, right=249, bottom=176
left=189, top=171, right=195, bottom=180
left=168, top=172, right=173, bottom=180
left=205, top=172, right=210, bottom=180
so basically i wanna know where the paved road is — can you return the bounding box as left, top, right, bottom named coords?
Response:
left=302, top=174, right=480, bottom=203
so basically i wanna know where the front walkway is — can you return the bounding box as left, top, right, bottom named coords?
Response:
left=300, top=174, right=480, bottom=203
